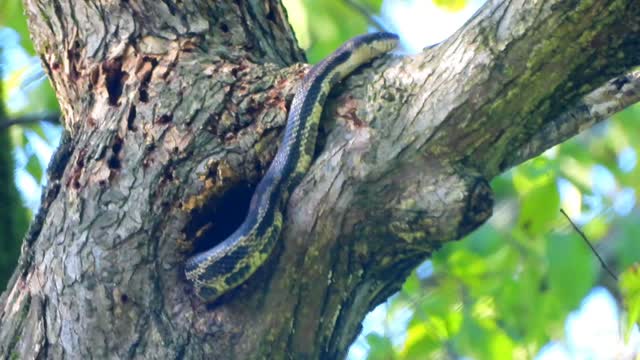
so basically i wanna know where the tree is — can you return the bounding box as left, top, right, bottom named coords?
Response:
left=1, top=0, right=639, bottom=358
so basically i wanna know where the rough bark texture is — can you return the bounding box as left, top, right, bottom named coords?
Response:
left=1, top=0, right=639, bottom=359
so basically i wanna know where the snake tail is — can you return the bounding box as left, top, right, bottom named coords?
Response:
left=185, top=32, right=399, bottom=303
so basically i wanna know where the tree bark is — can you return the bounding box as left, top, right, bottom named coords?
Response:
left=1, top=0, right=639, bottom=358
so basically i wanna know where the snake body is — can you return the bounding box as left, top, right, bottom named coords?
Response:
left=185, top=32, right=399, bottom=302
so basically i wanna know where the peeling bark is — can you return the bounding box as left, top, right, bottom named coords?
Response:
left=1, top=0, right=639, bottom=359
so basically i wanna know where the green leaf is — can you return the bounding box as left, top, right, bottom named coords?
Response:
left=283, top=0, right=311, bottom=49
left=513, top=159, right=560, bottom=235
left=518, top=183, right=560, bottom=236
left=401, top=322, right=430, bottom=357
left=447, top=249, right=488, bottom=281
left=617, top=218, right=640, bottom=268
left=512, top=157, right=556, bottom=193
left=457, top=315, right=515, bottom=360
left=466, top=225, right=504, bottom=257
left=490, top=174, right=516, bottom=200
left=24, top=80, right=60, bottom=114
left=285, top=0, right=368, bottom=64
left=26, top=154, right=43, bottom=182
left=620, top=264, right=640, bottom=341
left=366, top=333, right=395, bottom=360
left=0, top=0, right=34, bottom=54
left=361, top=0, right=383, bottom=12
left=432, top=0, right=470, bottom=12
left=546, top=233, right=595, bottom=311
left=400, top=321, right=442, bottom=359
left=8, top=125, right=25, bottom=148
left=402, top=271, right=420, bottom=296
left=614, top=102, right=640, bottom=126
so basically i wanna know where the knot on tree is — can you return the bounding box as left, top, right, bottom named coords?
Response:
left=459, top=176, right=493, bottom=237
left=350, top=162, right=494, bottom=262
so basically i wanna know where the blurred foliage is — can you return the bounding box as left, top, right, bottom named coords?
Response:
left=0, top=69, right=30, bottom=291
left=0, top=0, right=638, bottom=358
left=0, top=0, right=34, bottom=54
left=0, top=0, right=59, bottom=289
left=433, top=0, right=470, bottom=12
left=1, top=0, right=59, bottom=116
left=283, top=0, right=383, bottom=63
left=621, top=264, right=640, bottom=341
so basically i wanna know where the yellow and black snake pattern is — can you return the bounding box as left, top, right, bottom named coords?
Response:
left=185, top=32, right=399, bottom=302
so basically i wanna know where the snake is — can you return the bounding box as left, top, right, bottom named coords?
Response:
left=185, top=32, right=399, bottom=303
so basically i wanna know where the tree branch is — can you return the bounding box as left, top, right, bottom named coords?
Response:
left=507, top=69, right=640, bottom=169
left=350, top=0, right=640, bottom=179
left=0, top=113, right=60, bottom=131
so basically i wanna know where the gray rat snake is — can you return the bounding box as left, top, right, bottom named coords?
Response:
left=185, top=32, right=399, bottom=302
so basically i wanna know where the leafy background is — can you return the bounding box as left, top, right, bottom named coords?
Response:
left=1, top=0, right=639, bottom=358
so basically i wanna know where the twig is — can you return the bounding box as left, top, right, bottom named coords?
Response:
left=343, top=0, right=387, bottom=32
left=560, top=209, right=618, bottom=281
left=0, top=113, right=60, bottom=131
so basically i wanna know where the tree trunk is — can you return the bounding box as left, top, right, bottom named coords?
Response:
left=1, top=0, right=639, bottom=358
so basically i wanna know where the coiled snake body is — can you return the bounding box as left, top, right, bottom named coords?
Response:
left=185, top=33, right=399, bottom=302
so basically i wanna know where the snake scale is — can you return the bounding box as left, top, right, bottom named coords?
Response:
left=185, top=32, right=399, bottom=303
